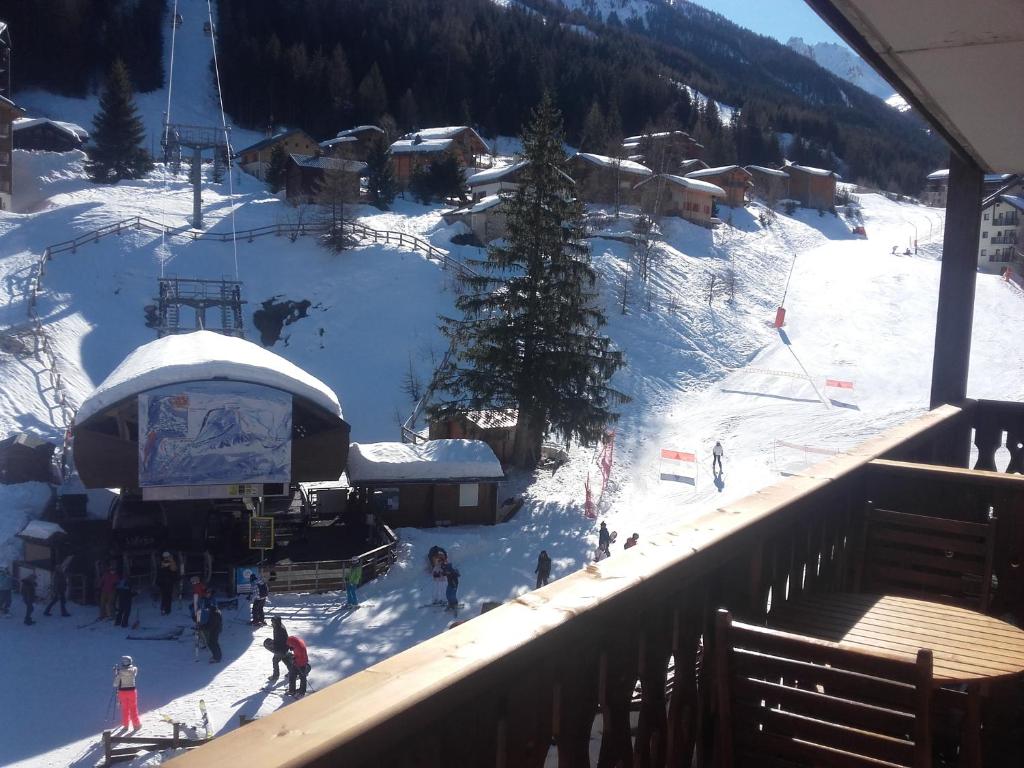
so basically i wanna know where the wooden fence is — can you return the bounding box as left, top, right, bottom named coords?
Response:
left=260, top=526, right=398, bottom=594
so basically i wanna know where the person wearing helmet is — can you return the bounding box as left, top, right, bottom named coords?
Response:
left=113, top=656, right=142, bottom=731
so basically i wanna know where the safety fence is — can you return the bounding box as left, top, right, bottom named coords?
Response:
left=257, top=526, right=398, bottom=594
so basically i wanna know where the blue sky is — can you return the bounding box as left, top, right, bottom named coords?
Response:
left=688, top=0, right=847, bottom=47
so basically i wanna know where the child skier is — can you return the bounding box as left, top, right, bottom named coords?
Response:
left=113, top=655, right=142, bottom=731
left=441, top=560, right=461, bottom=611
left=249, top=573, right=268, bottom=625
left=344, top=563, right=362, bottom=607
left=712, top=441, right=724, bottom=475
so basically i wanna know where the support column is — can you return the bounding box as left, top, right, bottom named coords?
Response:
left=191, top=146, right=203, bottom=229
left=930, top=151, right=983, bottom=409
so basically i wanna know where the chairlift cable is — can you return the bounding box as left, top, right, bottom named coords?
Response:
left=207, top=0, right=240, bottom=282
left=160, top=0, right=181, bottom=280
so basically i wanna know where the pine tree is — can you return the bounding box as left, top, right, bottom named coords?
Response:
left=86, top=59, right=153, bottom=184
left=364, top=137, right=397, bottom=209
left=579, top=101, right=607, bottom=153
left=356, top=62, right=388, bottom=123
left=266, top=144, right=289, bottom=192
left=436, top=95, right=628, bottom=469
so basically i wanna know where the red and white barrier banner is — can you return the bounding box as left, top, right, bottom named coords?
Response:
left=583, top=430, right=616, bottom=519
left=660, top=448, right=697, bottom=485
left=825, top=379, right=854, bottom=390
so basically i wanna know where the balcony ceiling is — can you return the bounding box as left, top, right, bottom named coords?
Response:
left=807, top=0, right=1024, bottom=173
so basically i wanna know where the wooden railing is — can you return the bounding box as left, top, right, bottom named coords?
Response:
left=169, top=402, right=1021, bottom=768
left=260, top=527, right=398, bottom=594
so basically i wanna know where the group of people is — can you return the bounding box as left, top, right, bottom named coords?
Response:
left=427, top=546, right=461, bottom=610
left=264, top=616, right=311, bottom=697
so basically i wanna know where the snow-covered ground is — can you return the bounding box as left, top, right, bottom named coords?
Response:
left=3, top=5, right=1024, bottom=766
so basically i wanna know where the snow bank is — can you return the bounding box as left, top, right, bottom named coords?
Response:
left=75, top=331, right=343, bottom=424
left=0, top=482, right=55, bottom=566
left=348, top=440, right=504, bottom=482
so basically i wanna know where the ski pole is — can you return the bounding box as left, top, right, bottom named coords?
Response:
left=106, top=689, right=116, bottom=722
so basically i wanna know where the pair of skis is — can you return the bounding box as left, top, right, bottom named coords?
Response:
left=160, top=700, right=210, bottom=740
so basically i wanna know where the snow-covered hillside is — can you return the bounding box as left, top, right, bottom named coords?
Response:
left=787, top=36, right=895, bottom=102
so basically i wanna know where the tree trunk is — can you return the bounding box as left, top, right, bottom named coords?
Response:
left=512, top=410, right=544, bottom=469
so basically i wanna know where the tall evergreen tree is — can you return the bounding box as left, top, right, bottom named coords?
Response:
left=436, top=95, right=628, bottom=469
left=86, top=59, right=153, bottom=184
left=356, top=63, right=389, bottom=123
left=266, top=145, right=289, bottom=192
left=579, top=101, right=608, bottom=153
left=364, top=137, right=397, bottom=210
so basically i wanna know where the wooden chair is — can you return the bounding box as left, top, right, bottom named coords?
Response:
left=855, top=504, right=997, bottom=611
left=714, top=609, right=934, bottom=768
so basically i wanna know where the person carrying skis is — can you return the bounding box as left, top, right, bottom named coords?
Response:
left=285, top=634, right=309, bottom=697
left=712, top=441, right=724, bottom=475
left=97, top=564, right=118, bottom=620
left=21, top=572, right=37, bottom=625
left=249, top=572, right=268, bottom=626
left=267, top=616, right=292, bottom=681
left=156, top=552, right=177, bottom=615
left=0, top=565, right=11, bottom=615
left=114, top=575, right=136, bottom=628
left=441, top=560, right=461, bottom=611
left=200, top=593, right=223, bottom=663
left=535, top=550, right=552, bottom=589
left=43, top=561, right=71, bottom=617
left=344, top=562, right=362, bottom=607
left=598, top=522, right=611, bottom=556
left=113, top=655, right=142, bottom=731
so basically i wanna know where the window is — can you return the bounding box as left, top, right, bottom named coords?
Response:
left=982, top=249, right=988, bottom=258
left=459, top=483, right=479, bottom=507
left=983, top=231, right=988, bottom=239
left=984, top=212, right=990, bottom=220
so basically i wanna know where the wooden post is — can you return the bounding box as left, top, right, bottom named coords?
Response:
left=930, top=151, right=983, bottom=409
left=102, top=730, right=112, bottom=762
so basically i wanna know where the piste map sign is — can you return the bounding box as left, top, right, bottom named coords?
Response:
left=138, top=381, right=292, bottom=488
left=249, top=516, right=274, bottom=550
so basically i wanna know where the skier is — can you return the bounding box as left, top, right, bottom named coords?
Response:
left=267, top=616, right=292, bottom=681
left=249, top=572, right=268, bottom=625
left=535, top=550, right=552, bottom=589
left=286, top=634, right=309, bottom=697
left=113, top=655, right=142, bottom=731
left=156, top=552, right=177, bottom=615
left=712, top=441, right=724, bottom=475
left=624, top=533, right=640, bottom=550
left=598, top=522, right=611, bottom=555
left=114, top=575, right=136, bottom=628
left=431, top=551, right=447, bottom=606
left=200, top=595, right=223, bottom=663
left=21, top=572, right=37, bottom=625
left=189, top=575, right=207, bottom=622
left=344, top=562, right=362, bottom=607
left=97, top=565, right=119, bottom=620
left=0, top=565, right=11, bottom=615
left=43, top=561, right=71, bottom=617
left=441, top=560, right=461, bottom=611
left=194, top=588, right=213, bottom=650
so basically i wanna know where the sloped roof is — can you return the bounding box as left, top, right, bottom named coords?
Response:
left=347, top=440, right=504, bottom=483
left=335, top=125, right=384, bottom=139
left=289, top=154, right=367, bottom=173
left=389, top=137, right=454, bottom=155
left=237, top=129, right=312, bottom=156
left=636, top=173, right=726, bottom=197
left=76, top=331, right=342, bottom=424
left=18, top=520, right=67, bottom=541
left=926, top=168, right=950, bottom=181
left=746, top=164, right=789, bottom=178
left=573, top=152, right=652, bottom=176
left=399, top=126, right=489, bottom=151
left=785, top=163, right=841, bottom=179
left=685, top=165, right=752, bottom=180
left=997, top=194, right=1024, bottom=213
left=466, top=160, right=529, bottom=186
left=319, top=136, right=357, bottom=148
left=13, top=117, right=89, bottom=141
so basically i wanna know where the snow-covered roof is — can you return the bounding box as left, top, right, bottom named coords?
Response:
left=999, top=195, right=1024, bottom=213
left=573, top=152, right=652, bottom=176
left=76, top=331, right=343, bottom=424
left=623, top=130, right=690, bottom=142
left=985, top=173, right=1013, bottom=183
left=926, top=168, right=949, bottom=181
left=237, top=129, right=311, bottom=156
left=685, top=164, right=751, bottom=180
left=786, top=163, right=840, bottom=178
left=13, top=117, right=88, bottom=141
left=466, top=409, right=517, bottom=429
left=622, top=141, right=640, bottom=151
left=347, top=440, right=504, bottom=483
left=389, top=137, right=454, bottom=155
left=319, top=136, right=357, bottom=148
left=746, top=164, right=789, bottom=178
left=0, top=94, right=25, bottom=114
left=467, top=160, right=528, bottom=186
left=18, top=520, right=67, bottom=541
left=335, top=125, right=384, bottom=139
left=637, top=174, right=726, bottom=197
left=289, top=154, right=366, bottom=173
left=469, top=195, right=505, bottom=214
left=679, top=159, right=708, bottom=172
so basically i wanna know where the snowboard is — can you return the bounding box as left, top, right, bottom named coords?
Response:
left=199, top=699, right=211, bottom=740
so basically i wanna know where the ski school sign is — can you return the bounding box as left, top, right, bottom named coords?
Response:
left=659, top=448, right=697, bottom=486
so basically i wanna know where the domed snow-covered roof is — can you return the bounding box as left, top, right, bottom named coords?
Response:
left=76, top=331, right=342, bottom=425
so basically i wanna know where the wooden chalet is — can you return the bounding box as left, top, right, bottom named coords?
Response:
left=346, top=440, right=504, bottom=528
left=622, top=130, right=703, bottom=170
left=784, top=162, right=840, bottom=210
left=284, top=154, right=366, bottom=204
left=389, top=126, right=490, bottom=188
left=678, top=158, right=709, bottom=175
left=13, top=117, right=87, bottom=152
left=429, top=409, right=517, bottom=465
left=319, top=125, right=384, bottom=161
left=170, top=2, right=1024, bottom=766
left=465, top=160, right=529, bottom=201
left=0, top=432, right=57, bottom=484
left=237, top=129, right=319, bottom=181
left=684, top=164, right=752, bottom=208
left=0, top=94, right=25, bottom=211
left=568, top=152, right=652, bottom=205
left=633, top=173, right=725, bottom=226
left=442, top=194, right=508, bottom=244
left=745, top=164, right=790, bottom=204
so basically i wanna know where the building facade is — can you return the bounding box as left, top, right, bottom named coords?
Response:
left=389, top=127, right=490, bottom=188
left=684, top=165, right=752, bottom=208
left=0, top=95, right=24, bottom=210
left=745, top=165, right=790, bottom=205
left=634, top=173, right=725, bottom=226
left=568, top=152, right=652, bottom=206
left=237, top=129, right=319, bottom=181
left=978, top=191, right=1024, bottom=273
left=785, top=163, right=840, bottom=210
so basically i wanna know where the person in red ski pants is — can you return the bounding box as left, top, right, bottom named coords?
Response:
left=113, top=656, right=142, bottom=730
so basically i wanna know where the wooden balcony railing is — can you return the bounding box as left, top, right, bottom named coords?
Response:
left=171, top=402, right=1022, bottom=767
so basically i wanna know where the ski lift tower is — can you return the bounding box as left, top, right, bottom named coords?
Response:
left=160, top=121, right=231, bottom=229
